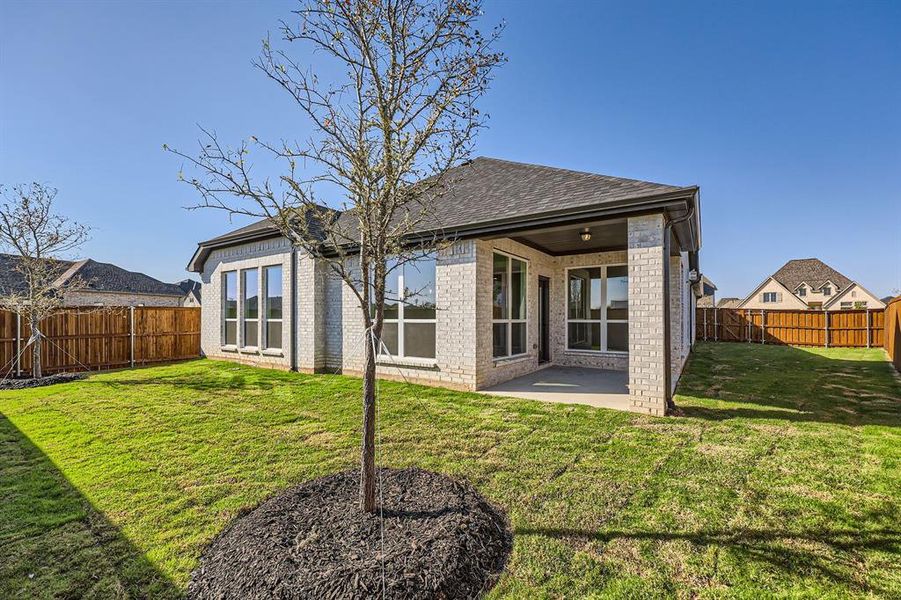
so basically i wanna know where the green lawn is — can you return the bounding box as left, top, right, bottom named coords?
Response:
left=1, top=343, right=899, bottom=599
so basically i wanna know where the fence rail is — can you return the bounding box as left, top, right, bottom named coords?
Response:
left=1, top=306, right=201, bottom=377
left=696, top=308, right=884, bottom=348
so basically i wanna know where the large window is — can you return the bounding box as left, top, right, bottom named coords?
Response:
left=374, top=254, right=437, bottom=359
left=566, top=264, right=628, bottom=353
left=223, top=271, right=237, bottom=346
left=263, top=266, right=283, bottom=349
left=242, top=269, right=259, bottom=347
left=493, top=252, right=527, bottom=358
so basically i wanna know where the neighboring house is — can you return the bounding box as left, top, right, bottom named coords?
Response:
left=187, top=157, right=703, bottom=416
left=716, top=297, right=742, bottom=309
left=738, top=258, right=886, bottom=311
left=0, top=253, right=187, bottom=307
left=178, top=279, right=202, bottom=307
left=696, top=276, right=717, bottom=308
left=882, top=296, right=897, bottom=305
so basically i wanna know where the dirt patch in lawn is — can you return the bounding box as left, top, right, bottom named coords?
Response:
left=188, top=467, right=513, bottom=600
left=0, top=372, right=86, bottom=390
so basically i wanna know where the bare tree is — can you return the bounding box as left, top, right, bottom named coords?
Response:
left=169, top=0, right=503, bottom=512
left=0, top=183, right=90, bottom=379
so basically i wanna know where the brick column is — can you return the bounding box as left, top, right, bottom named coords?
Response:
left=627, top=214, right=667, bottom=416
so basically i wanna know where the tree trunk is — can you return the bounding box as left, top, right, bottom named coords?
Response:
left=360, top=326, right=377, bottom=513
left=31, top=329, right=42, bottom=380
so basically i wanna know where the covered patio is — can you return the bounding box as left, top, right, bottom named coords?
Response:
left=481, top=365, right=630, bottom=410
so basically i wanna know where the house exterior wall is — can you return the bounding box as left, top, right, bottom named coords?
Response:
left=63, top=290, right=183, bottom=307
left=199, top=237, right=295, bottom=370
left=826, top=284, right=885, bottom=310
left=198, top=214, right=687, bottom=415
left=741, top=278, right=808, bottom=310
left=627, top=214, right=668, bottom=416
left=181, top=291, right=201, bottom=307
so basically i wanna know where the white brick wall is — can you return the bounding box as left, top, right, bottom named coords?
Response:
left=199, top=215, right=686, bottom=414
left=627, top=214, right=667, bottom=416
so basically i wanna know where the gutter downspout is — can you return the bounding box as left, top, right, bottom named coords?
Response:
left=290, top=246, right=298, bottom=372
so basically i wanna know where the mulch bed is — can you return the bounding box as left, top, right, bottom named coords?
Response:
left=188, top=467, right=513, bottom=600
left=0, top=372, right=86, bottom=390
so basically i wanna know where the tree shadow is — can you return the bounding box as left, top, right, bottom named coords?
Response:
left=675, top=343, right=901, bottom=426
left=515, top=522, right=900, bottom=596
left=0, top=414, right=182, bottom=598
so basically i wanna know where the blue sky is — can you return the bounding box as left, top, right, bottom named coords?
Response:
left=1, top=0, right=899, bottom=298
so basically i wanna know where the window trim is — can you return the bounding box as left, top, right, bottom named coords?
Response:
left=241, top=268, right=260, bottom=350
left=564, top=263, right=628, bottom=355
left=492, top=250, right=529, bottom=359
left=762, top=291, right=778, bottom=303
left=222, top=271, right=238, bottom=347
left=379, top=254, right=437, bottom=360
left=262, top=265, right=283, bottom=351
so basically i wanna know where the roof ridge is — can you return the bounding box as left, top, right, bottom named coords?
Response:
left=473, top=156, right=694, bottom=191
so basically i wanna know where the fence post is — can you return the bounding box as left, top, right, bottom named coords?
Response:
left=703, top=308, right=708, bottom=341
left=15, top=312, right=21, bottom=377
left=761, top=310, right=766, bottom=344
left=866, top=310, right=871, bottom=349
left=747, top=310, right=751, bottom=343
left=129, top=306, right=135, bottom=368
left=713, top=309, right=718, bottom=341
left=824, top=310, right=829, bottom=349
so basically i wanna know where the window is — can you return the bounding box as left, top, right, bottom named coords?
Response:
left=242, top=269, right=259, bottom=347
left=822, top=286, right=832, bottom=296
left=566, top=264, right=628, bottom=353
left=851, top=291, right=857, bottom=298
left=493, top=252, right=527, bottom=358
left=762, top=292, right=778, bottom=303
left=797, top=286, right=806, bottom=297
left=374, top=254, right=437, bottom=359
left=223, top=271, right=237, bottom=345
left=263, top=266, right=283, bottom=350
left=840, top=302, right=853, bottom=310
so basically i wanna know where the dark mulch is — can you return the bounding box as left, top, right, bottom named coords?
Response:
left=188, top=467, right=513, bottom=600
left=0, top=372, right=86, bottom=390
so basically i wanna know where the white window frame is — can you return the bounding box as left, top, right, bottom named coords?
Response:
left=222, top=271, right=238, bottom=347
left=797, top=285, right=806, bottom=297
left=840, top=302, right=853, bottom=310
left=762, top=292, right=778, bottom=303
left=379, top=255, right=437, bottom=360
left=262, top=265, right=283, bottom=351
left=492, top=250, right=528, bottom=359
left=241, top=268, right=260, bottom=350
left=565, top=263, right=628, bottom=354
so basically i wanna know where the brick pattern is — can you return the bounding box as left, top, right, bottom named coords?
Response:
left=63, top=291, right=183, bottom=307
left=627, top=214, right=667, bottom=416
left=200, top=215, right=691, bottom=415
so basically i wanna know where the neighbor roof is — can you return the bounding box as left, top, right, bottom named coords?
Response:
left=0, top=254, right=185, bottom=297
left=771, top=258, right=853, bottom=293
left=189, top=157, right=699, bottom=272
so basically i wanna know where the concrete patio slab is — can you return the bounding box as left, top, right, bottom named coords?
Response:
left=481, top=366, right=630, bottom=410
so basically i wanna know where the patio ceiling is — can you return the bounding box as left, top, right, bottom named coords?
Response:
left=508, top=219, right=627, bottom=256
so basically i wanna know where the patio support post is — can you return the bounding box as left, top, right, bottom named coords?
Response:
left=626, top=214, right=668, bottom=417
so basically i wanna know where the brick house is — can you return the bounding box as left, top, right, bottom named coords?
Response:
left=737, top=258, right=886, bottom=311
left=187, top=158, right=704, bottom=416
left=0, top=253, right=195, bottom=307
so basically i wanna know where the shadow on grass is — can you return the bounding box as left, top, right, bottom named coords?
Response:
left=675, top=343, right=901, bottom=426
left=0, top=414, right=181, bottom=599
left=516, top=524, right=900, bottom=596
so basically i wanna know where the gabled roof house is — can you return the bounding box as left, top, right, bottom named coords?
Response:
left=738, top=258, right=886, bottom=311
left=0, top=253, right=193, bottom=307
left=188, top=157, right=704, bottom=416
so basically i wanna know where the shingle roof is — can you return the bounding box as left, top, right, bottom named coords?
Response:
left=334, top=156, right=693, bottom=235
left=717, top=297, right=742, bottom=309
left=177, top=279, right=201, bottom=295
left=0, top=253, right=185, bottom=297
left=771, top=258, right=853, bottom=293
left=0, top=254, right=74, bottom=295
left=189, top=156, right=699, bottom=271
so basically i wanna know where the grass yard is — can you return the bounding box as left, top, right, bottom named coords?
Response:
left=1, top=343, right=900, bottom=598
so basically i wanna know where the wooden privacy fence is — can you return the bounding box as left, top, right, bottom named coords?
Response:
left=0, top=307, right=201, bottom=377
left=696, top=308, right=885, bottom=349
left=884, top=296, right=901, bottom=373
